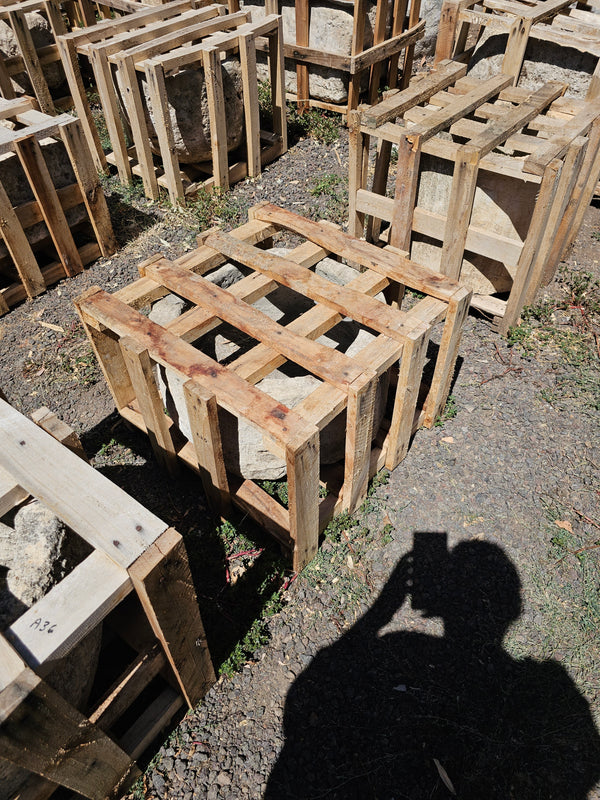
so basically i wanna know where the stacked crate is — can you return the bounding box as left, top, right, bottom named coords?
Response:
left=348, top=60, right=600, bottom=333
left=0, top=96, right=116, bottom=315
left=57, top=1, right=287, bottom=201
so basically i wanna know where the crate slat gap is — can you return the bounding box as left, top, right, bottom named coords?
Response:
left=76, top=204, right=471, bottom=572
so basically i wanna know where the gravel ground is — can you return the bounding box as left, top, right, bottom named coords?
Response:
left=1, top=125, right=599, bottom=799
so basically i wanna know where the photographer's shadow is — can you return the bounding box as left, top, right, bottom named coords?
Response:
left=266, top=534, right=600, bottom=799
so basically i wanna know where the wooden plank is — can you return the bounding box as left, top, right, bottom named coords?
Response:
left=90, top=644, right=166, bottom=731
left=7, top=551, right=131, bottom=671
left=524, top=97, right=600, bottom=174
left=120, top=336, right=179, bottom=475
left=141, top=260, right=367, bottom=391
left=77, top=290, right=315, bottom=449
left=404, top=74, right=513, bottom=140
left=342, top=374, right=377, bottom=511
left=58, top=119, right=117, bottom=257
left=0, top=176, right=45, bottom=299
left=389, top=133, right=421, bottom=252
left=439, top=145, right=480, bottom=280
left=203, top=229, right=427, bottom=342
left=268, top=14, right=287, bottom=150
left=501, top=15, right=533, bottom=83
left=14, top=134, right=83, bottom=277
left=127, top=527, right=216, bottom=706
left=116, top=53, right=160, bottom=200
left=55, top=35, right=107, bottom=173
left=350, top=20, right=425, bottom=75
left=30, top=406, right=87, bottom=460
left=0, top=463, right=28, bottom=517
left=0, top=636, right=136, bottom=800
left=118, top=686, right=182, bottom=761
left=295, top=0, right=310, bottom=112
left=360, top=59, right=468, bottom=128
left=0, top=398, right=166, bottom=568
left=251, top=203, right=462, bottom=303
left=422, top=287, right=471, bottom=426
left=239, top=31, right=261, bottom=177
left=143, top=61, right=184, bottom=204
left=286, top=429, right=320, bottom=571
left=385, top=324, right=430, bottom=468
left=202, top=45, right=229, bottom=189
left=8, top=10, right=54, bottom=113
left=183, top=379, right=231, bottom=513
left=466, top=81, right=567, bottom=156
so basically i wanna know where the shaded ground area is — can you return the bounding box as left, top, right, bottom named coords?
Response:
left=0, top=124, right=599, bottom=799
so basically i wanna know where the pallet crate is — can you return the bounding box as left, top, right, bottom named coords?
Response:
left=75, top=204, right=470, bottom=571
left=0, top=399, right=215, bottom=800
left=57, top=1, right=287, bottom=202
left=435, top=0, right=600, bottom=99
left=348, top=59, right=600, bottom=334
left=0, top=0, right=71, bottom=113
left=0, top=96, right=116, bottom=317
left=229, top=0, right=426, bottom=117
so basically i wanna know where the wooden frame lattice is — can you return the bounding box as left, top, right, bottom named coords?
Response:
left=0, top=400, right=215, bottom=800
left=57, top=1, right=287, bottom=202
left=75, top=203, right=470, bottom=571
left=349, top=59, right=600, bottom=333
left=0, top=96, right=116, bottom=317
left=435, top=0, right=600, bottom=99
left=228, top=0, right=426, bottom=116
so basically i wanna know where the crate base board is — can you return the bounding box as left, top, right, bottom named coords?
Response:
left=0, top=242, right=100, bottom=316
left=105, top=137, right=285, bottom=200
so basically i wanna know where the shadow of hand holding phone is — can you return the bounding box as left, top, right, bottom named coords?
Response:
left=266, top=533, right=600, bottom=799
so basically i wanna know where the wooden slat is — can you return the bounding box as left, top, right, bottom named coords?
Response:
left=128, top=527, right=216, bottom=707
left=524, top=97, right=600, bottom=174
left=250, top=203, right=462, bottom=303
left=8, top=9, right=54, bottom=112
left=120, top=337, right=179, bottom=475
left=7, top=552, right=131, bottom=671
left=0, top=464, right=28, bottom=517
left=0, top=399, right=166, bottom=567
left=467, top=81, right=567, bottom=156
left=360, top=59, right=468, bottom=128
left=0, top=177, right=45, bottom=299
left=286, top=429, right=320, bottom=571
left=14, top=134, right=83, bottom=277
left=203, top=229, right=425, bottom=342
left=77, top=290, right=316, bottom=449
left=0, top=636, right=136, bottom=800
left=141, top=260, right=367, bottom=392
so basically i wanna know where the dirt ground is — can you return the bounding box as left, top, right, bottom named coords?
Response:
left=1, top=125, right=599, bottom=799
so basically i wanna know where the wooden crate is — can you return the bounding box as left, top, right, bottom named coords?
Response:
left=0, top=96, right=116, bottom=316
left=348, top=59, right=600, bottom=333
left=228, top=0, right=426, bottom=117
left=435, top=0, right=600, bottom=99
left=57, top=1, right=287, bottom=202
left=0, top=0, right=71, bottom=114
left=0, top=399, right=215, bottom=800
left=75, top=203, right=470, bottom=571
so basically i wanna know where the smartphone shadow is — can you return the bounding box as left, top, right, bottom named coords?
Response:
left=266, top=533, right=600, bottom=799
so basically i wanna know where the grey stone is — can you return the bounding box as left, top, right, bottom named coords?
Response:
left=418, top=0, right=444, bottom=56
left=118, top=58, right=245, bottom=165
left=468, top=30, right=597, bottom=98
left=149, top=293, right=187, bottom=327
